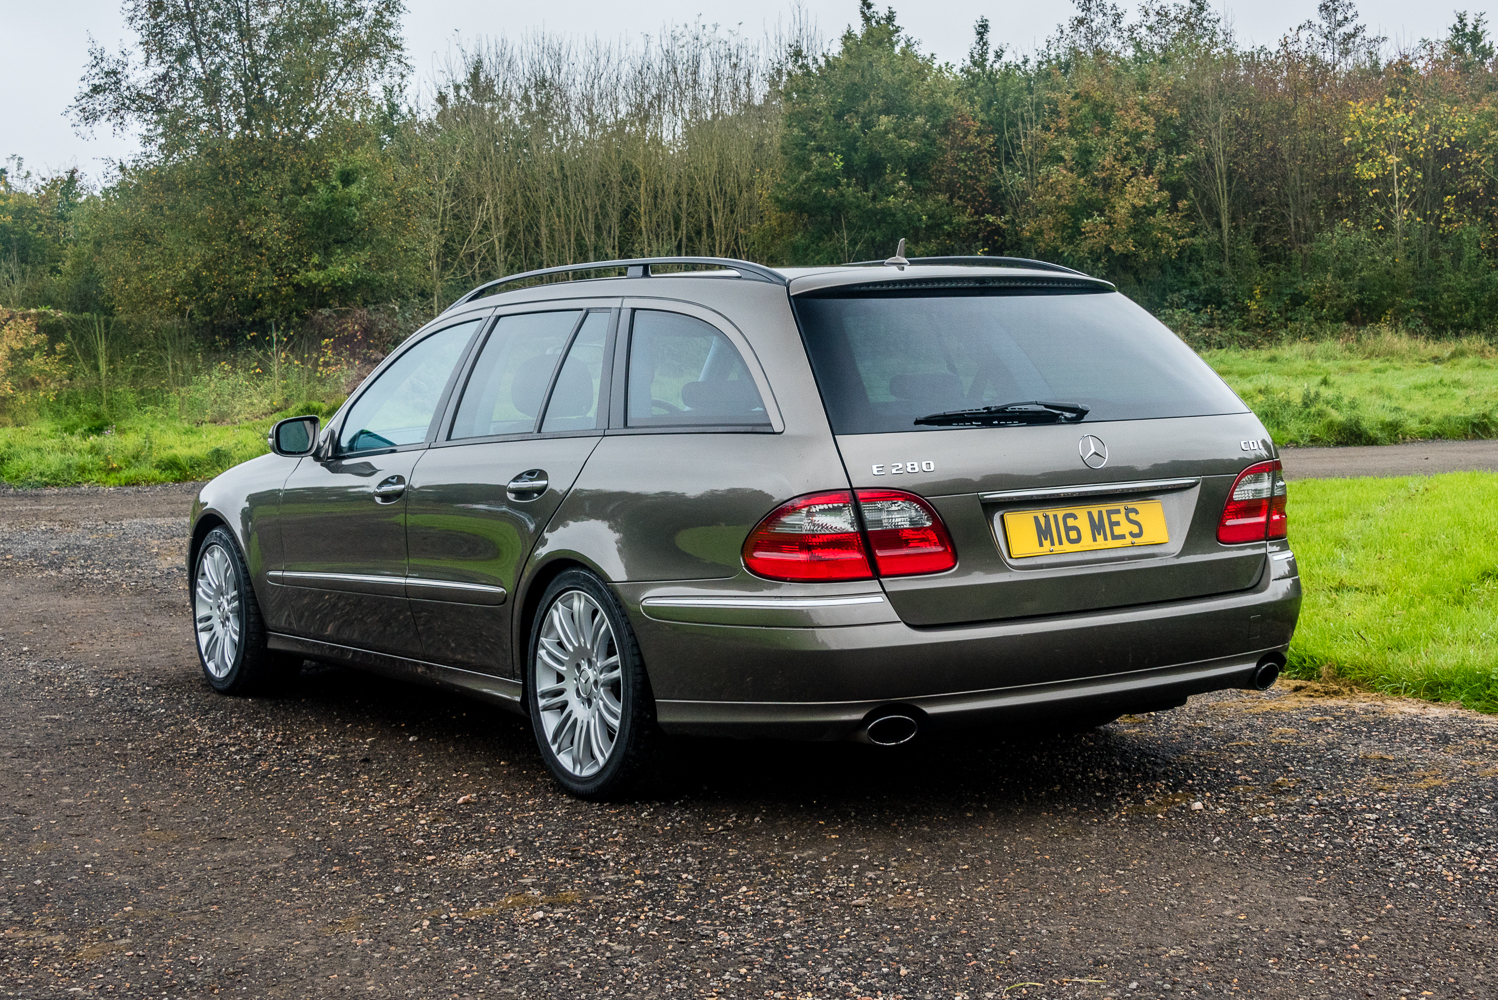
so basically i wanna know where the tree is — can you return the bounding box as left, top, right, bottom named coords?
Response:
left=1445, top=11, right=1495, bottom=70
left=71, top=0, right=407, bottom=156
left=68, top=2, right=417, bottom=327
left=772, top=1, right=972, bottom=262
left=1303, top=0, right=1384, bottom=75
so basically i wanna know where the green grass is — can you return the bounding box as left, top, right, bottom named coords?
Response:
left=1286, top=471, right=1498, bottom=712
left=1204, top=331, right=1498, bottom=446
left=0, top=398, right=343, bottom=487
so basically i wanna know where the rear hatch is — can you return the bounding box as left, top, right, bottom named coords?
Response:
left=791, top=272, right=1273, bottom=627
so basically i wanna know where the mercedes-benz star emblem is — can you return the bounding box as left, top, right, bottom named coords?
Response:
left=1079, top=434, right=1109, bottom=469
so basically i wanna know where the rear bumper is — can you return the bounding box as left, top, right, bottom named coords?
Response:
left=656, top=649, right=1282, bottom=739
left=625, top=557, right=1301, bottom=740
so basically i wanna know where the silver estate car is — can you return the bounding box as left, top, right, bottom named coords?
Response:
left=189, top=253, right=1301, bottom=798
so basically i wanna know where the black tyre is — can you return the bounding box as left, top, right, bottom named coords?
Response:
left=192, top=526, right=299, bottom=695
left=526, top=569, right=660, bottom=800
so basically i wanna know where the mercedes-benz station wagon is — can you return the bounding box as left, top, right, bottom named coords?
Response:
left=189, top=254, right=1301, bottom=798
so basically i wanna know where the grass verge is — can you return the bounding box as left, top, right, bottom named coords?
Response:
left=0, top=400, right=341, bottom=487
left=1205, top=331, right=1498, bottom=446
left=1287, top=471, right=1498, bottom=712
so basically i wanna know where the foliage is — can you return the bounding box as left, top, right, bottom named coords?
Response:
left=1286, top=472, right=1498, bottom=713
left=1009, top=68, right=1190, bottom=280
left=71, top=0, right=407, bottom=155
left=84, top=129, right=419, bottom=325
left=3, top=0, right=1498, bottom=425
left=772, top=1, right=970, bottom=261
left=0, top=311, right=70, bottom=402
left=413, top=24, right=789, bottom=311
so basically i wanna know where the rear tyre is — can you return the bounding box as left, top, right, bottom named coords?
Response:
left=192, top=526, right=299, bottom=695
left=526, top=569, right=660, bottom=800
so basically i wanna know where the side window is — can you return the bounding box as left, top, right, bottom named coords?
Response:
left=626, top=311, right=769, bottom=428
left=540, top=311, right=610, bottom=433
left=338, top=319, right=478, bottom=453
left=449, top=311, right=581, bottom=440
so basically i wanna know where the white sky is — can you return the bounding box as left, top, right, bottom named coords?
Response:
left=0, top=0, right=1480, bottom=181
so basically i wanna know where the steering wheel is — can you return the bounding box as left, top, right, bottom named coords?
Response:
left=650, top=399, right=683, bottom=415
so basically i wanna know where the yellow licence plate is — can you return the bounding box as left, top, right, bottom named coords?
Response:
left=1002, top=500, right=1169, bottom=558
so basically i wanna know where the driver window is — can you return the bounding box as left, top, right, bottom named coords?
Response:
left=338, top=320, right=479, bottom=453
left=625, top=311, right=769, bottom=428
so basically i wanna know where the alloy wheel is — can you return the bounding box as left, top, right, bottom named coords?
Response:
left=194, top=542, right=241, bottom=679
left=534, top=589, right=623, bottom=778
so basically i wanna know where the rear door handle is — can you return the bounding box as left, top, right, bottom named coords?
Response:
left=506, top=470, right=549, bottom=500
left=373, top=475, right=407, bottom=503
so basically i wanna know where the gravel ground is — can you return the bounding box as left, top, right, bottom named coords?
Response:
left=1, top=483, right=1496, bottom=999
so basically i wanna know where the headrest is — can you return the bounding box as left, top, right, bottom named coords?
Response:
left=889, top=372, right=963, bottom=407
left=680, top=379, right=762, bottom=416
left=511, top=354, right=558, bottom=417
left=545, top=363, right=595, bottom=419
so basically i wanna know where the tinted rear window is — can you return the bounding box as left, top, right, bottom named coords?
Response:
left=793, top=289, right=1245, bottom=434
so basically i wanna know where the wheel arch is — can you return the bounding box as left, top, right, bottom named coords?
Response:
left=188, top=510, right=231, bottom=578
left=513, top=552, right=634, bottom=705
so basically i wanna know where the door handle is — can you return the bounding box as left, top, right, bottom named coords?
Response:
left=373, top=475, right=407, bottom=503
left=506, top=470, right=549, bottom=501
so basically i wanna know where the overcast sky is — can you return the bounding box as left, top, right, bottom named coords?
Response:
left=0, top=0, right=1477, bottom=181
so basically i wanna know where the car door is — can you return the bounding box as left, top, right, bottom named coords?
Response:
left=404, top=304, right=616, bottom=673
left=275, top=316, right=486, bottom=657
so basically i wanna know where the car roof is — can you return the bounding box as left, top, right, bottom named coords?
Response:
left=436, top=256, right=1115, bottom=322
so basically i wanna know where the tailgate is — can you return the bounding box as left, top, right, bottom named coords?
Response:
left=836, top=415, right=1273, bottom=626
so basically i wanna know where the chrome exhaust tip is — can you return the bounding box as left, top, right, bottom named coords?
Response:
left=1251, top=655, right=1284, bottom=691
left=859, top=713, right=919, bottom=747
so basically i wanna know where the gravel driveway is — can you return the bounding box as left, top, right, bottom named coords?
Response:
left=1, top=483, right=1496, bottom=999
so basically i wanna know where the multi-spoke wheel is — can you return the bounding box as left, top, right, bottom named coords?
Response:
left=195, top=542, right=242, bottom=680
left=192, top=526, right=298, bottom=695
left=526, top=569, right=659, bottom=799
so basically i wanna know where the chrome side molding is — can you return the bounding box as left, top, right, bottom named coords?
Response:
left=269, top=570, right=506, bottom=606
left=641, top=594, right=886, bottom=610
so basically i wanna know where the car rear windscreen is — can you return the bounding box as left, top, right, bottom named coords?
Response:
left=792, top=287, right=1247, bottom=434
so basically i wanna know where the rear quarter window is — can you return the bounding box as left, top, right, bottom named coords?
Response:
left=792, top=288, right=1246, bottom=434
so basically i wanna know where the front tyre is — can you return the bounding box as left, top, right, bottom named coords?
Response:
left=527, top=569, right=659, bottom=800
left=193, top=526, right=297, bottom=695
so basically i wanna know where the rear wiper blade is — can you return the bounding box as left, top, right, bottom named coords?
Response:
left=914, top=400, right=1090, bottom=427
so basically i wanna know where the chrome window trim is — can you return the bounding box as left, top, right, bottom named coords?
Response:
left=979, top=477, right=1201, bottom=504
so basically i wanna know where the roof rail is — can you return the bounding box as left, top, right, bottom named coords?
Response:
left=450, top=256, right=787, bottom=309
left=844, top=255, right=1092, bottom=278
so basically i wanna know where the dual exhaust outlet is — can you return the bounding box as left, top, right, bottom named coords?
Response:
left=853, top=653, right=1283, bottom=745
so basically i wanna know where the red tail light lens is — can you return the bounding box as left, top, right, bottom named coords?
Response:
left=855, top=489, right=957, bottom=576
left=742, top=491, right=873, bottom=581
left=1218, top=460, right=1288, bottom=544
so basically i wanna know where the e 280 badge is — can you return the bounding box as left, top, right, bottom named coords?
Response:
left=872, top=460, right=935, bottom=476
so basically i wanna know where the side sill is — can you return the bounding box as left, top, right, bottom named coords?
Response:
left=268, top=633, right=524, bottom=714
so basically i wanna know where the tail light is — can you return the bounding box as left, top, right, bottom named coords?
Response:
left=742, top=489, right=957, bottom=581
left=742, top=491, right=873, bottom=582
left=1218, top=460, right=1288, bottom=544
left=855, top=489, right=957, bottom=576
